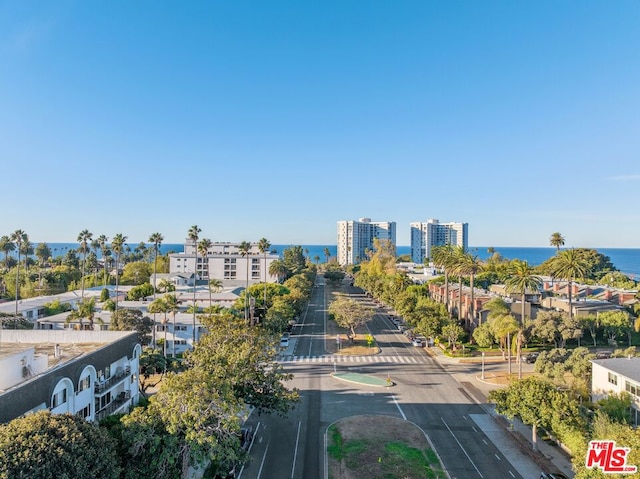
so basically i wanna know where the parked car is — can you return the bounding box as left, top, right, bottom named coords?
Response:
left=522, top=352, right=539, bottom=364
left=412, top=338, right=423, bottom=347
left=595, top=350, right=613, bottom=359
left=280, top=333, right=290, bottom=348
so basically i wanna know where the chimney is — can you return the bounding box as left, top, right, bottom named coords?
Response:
left=553, top=283, right=560, bottom=292
left=572, top=284, right=579, bottom=295
left=604, top=289, right=612, bottom=300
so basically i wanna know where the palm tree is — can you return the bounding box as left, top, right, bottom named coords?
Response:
left=257, top=238, right=271, bottom=308
left=323, top=247, right=331, bottom=264
left=148, top=232, right=164, bottom=349
left=238, top=240, right=252, bottom=323
left=269, top=259, right=287, bottom=283
left=208, top=278, right=223, bottom=312
left=163, top=293, right=180, bottom=358
left=187, top=225, right=201, bottom=343
left=77, top=229, right=93, bottom=298
left=0, top=235, right=15, bottom=270
left=450, top=246, right=469, bottom=327
left=431, top=245, right=455, bottom=316
left=111, top=234, right=127, bottom=313
left=550, top=249, right=590, bottom=321
left=549, top=232, right=565, bottom=252
left=11, top=230, right=27, bottom=322
left=66, top=297, right=98, bottom=330
left=505, top=260, right=542, bottom=378
left=457, top=249, right=483, bottom=329
left=97, top=235, right=109, bottom=286
left=148, top=296, right=170, bottom=357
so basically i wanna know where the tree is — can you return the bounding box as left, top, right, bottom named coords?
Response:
left=97, top=234, right=109, bottom=286
left=66, top=297, right=100, bottom=329
left=121, top=261, right=151, bottom=285
left=431, top=244, right=455, bottom=316
left=77, top=229, right=93, bottom=298
left=148, top=296, right=170, bottom=357
left=328, top=296, right=375, bottom=339
left=34, top=242, right=51, bottom=267
left=323, top=247, right=331, bottom=263
left=441, top=322, right=465, bottom=349
left=126, top=282, right=154, bottom=301
left=188, top=225, right=201, bottom=343
left=549, top=232, right=565, bottom=251
left=599, top=310, right=632, bottom=346
left=148, top=232, right=163, bottom=317
left=550, top=248, right=591, bottom=321
left=10, top=229, right=27, bottom=321
left=110, top=308, right=153, bottom=345
left=269, top=259, right=288, bottom=283
left=111, top=233, right=127, bottom=313
left=238, top=240, right=252, bottom=323
left=208, top=278, right=223, bottom=311
left=0, top=411, right=120, bottom=479
left=258, top=237, right=271, bottom=308
left=456, top=248, right=483, bottom=328
left=0, top=235, right=14, bottom=270
left=490, top=377, right=570, bottom=452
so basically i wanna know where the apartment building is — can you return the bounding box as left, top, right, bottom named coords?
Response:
left=591, top=357, right=640, bottom=426
left=337, top=218, right=397, bottom=266
left=410, top=219, right=468, bottom=264
left=0, top=330, right=140, bottom=424
left=170, top=240, right=279, bottom=284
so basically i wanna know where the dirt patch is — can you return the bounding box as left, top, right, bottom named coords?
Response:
left=327, top=415, right=445, bottom=479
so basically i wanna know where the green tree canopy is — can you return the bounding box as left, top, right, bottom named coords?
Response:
left=328, top=296, right=376, bottom=338
left=0, top=411, right=120, bottom=479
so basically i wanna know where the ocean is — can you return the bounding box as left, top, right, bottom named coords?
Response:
left=15, top=243, right=640, bottom=279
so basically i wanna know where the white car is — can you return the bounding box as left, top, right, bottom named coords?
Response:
left=280, top=333, right=290, bottom=348
left=412, top=338, right=423, bottom=347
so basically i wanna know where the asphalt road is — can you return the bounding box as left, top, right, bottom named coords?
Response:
left=238, top=279, right=526, bottom=479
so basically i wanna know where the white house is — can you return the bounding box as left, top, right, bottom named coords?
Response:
left=0, top=330, right=140, bottom=424
left=591, top=357, right=640, bottom=426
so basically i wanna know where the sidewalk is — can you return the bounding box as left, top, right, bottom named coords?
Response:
left=427, top=346, right=576, bottom=478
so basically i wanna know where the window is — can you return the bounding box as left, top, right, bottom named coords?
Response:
left=77, top=404, right=91, bottom=419
left=78, top=375, right=91, bottom=392
left=52, top=389, right=67, bottom=408
left=625, top=381, right=639, bottom=398
left=174, top=325, right=187, bottom=331
left=608, top=372, right=618, bottom=385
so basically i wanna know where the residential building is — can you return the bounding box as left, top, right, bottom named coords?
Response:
left=410, top=219, right=468, bottom=264
left=337, top=218, right=397, bottom=266
left=591, top=357, right=640, bottom=426
left=170, top=240, right=279, bottom=284
left=0, top=330, right=140, bottom=424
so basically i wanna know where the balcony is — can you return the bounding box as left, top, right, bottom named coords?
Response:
left=95, top=391, right=131, bottom=421
left=95, top=366, right=131, bottom=394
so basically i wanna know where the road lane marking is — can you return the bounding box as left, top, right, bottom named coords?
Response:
left=441, top=417, right=483, bottom=478
left=472, top=426, right=477, bottom=433
left=256, top=441, right=269, bottom=479
left=509, top=471, right=515, bottom=478
left=392, top=395, right=407, bottom=420
left=494, top=454, right=501, bottom=460
left=482, top=439, right=488, bottom=445
left=291, top=421, right=301, bottom=478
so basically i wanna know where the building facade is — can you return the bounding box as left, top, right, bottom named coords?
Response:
left=337, top=218, right=397, bottom=266
left=591, top=357, right=640, bottom=426
left=0, top=330, right=141, bottom=424
left=410, top=219, right=468, bottom=264
left=170, top=240, right=279, bottom=284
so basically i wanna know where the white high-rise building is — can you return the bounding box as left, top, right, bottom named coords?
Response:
left=337, top=218, right=396, bottom=266
left=410, top=219, right=468, bottom=264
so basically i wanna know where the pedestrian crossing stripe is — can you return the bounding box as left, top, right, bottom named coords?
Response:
left=278, top=355, right=424, bottom=364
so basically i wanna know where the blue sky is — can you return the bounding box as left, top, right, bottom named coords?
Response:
left=1, top=1, right=639, bottom=247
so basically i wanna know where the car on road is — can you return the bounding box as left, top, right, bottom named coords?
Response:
left=540, top=472, right=569, bottom=479
left=280, top=333, right=290, bottom=348
left=522, top=352, right=539, bottom=364
left=412, top=338, right=423, bottom=347
left=595, top=350, right=613, bottom=359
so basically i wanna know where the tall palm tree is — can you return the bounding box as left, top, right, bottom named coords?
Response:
left=20, top=237, right=33, bottom=275
left=550, top=249, right=590, bottom=321
left=549, top=232, right=565, bottom=252
left=10, top=230, right=27, bottom=322
left=163, top=293, right=180, bottom=358
left=450, top=246, right=469, bottom=327
left=323, top=247, right=331, bottom=263
left=187, top=225, right=201, bottom=343
left=148, top=296, right=170, bottom=357
left=431, top=245, right=455, bottom=316
left=457, top=249, right=483, bottom=328
left=77, top=229, right=93, bottom=298
left=198, top=238, right=213, bottom=316
left=0, top=235, right=15, bottom=270
left=239, top=240, right=252, bottom=323
left=257, top=238, right=271, bottom=308
left=505, top=260, right=542, bottom=378
left=111, top=234, right=127, bottom=313
left=97, top=235, right=109, bottom=286
left=148, top=232, right=164, bottom=349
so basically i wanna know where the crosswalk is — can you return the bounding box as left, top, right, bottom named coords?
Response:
left=278, top=354, right=427, bottom=364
